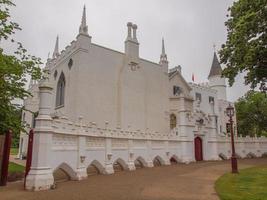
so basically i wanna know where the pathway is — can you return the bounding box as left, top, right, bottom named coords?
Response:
left=1, top=158, right=266, bottom=200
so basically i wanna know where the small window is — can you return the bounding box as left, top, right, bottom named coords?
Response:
left=195, top=93, right=201, bottom=102
left=170, top=114, right=177, bottom=129
left=220, top=125, right=222, bottom=133
left=68, top=58, right=73, bottom=69
left=56, top=72, right=65, bottom=107
left=209, top=96, right=214, bottom=103
left=54, top=70, right=58, bottom=80
left=173, top=86, right=181, bottom=96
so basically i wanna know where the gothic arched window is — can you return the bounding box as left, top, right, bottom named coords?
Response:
left=170, top=114, right=177, bottom=129
left=56, top=72, right=65, bottom=107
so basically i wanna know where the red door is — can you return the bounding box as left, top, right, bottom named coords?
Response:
left=194, top=137, right=203, bottom=161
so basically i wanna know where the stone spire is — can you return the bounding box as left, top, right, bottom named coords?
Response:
left=52, top=35, right=59, bottom=59
left=162, top=38, right=166, bottom=54
left=208, top=51, right=227, bottom=100
left=79, top=5, right=88, bottom=35
left=208, top=52, right=222, bottom=78
left=160, top=38, right=168, bottom=65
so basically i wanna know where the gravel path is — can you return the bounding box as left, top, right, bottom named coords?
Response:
left=1, top=158, right=266, bottom=200
left=9, top=155, right=26, bottom=166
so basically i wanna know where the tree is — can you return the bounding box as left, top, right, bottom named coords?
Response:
left=235, top=91, right=267, bottom=137
left=0, top=0, right=42, bottom=134
left=219, top=0, right=267, bottom=90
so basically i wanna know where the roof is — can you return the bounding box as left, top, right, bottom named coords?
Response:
left=168, top=70, right=176, bottom=78
left=208, top=52, right=222, bottom=78
left=168, top=69, right=192, bottom=91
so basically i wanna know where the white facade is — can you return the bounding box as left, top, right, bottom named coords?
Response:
left=20, top=7, right=267, bottom=191
left=18, top=81, right=39, bottom=159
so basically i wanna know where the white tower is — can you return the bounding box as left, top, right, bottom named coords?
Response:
left=208, top=52, right=227, bottom=100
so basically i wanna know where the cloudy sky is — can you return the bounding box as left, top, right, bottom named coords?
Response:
left=8, top=0, right=249, bottom=101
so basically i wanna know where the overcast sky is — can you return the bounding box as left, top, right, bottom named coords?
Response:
left=8, top=0, right=249, bottom=102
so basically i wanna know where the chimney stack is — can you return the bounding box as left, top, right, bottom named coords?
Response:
left=125, top=22, right=139, bottom=63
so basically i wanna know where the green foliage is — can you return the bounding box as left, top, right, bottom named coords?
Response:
left=8, top=162, right=25, bottom=173
left=215, top=166, right=267, bottom=200
left=0, top=0, right=42, bottom=134
left=10, top=147, right=18, bottom=155
left=219, top=0, right=267, bottom=90
left=235, top=91, right=267, bottom=136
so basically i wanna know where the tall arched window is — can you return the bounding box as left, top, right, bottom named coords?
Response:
left=170, top=114, right=177, bottom=129
left=56, top=72, right=65, bottom=107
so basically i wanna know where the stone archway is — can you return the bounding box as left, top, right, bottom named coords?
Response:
left=53, top=163, right=76, bottom=183
left=87, top=160, right=105, bottom=176
left=194, top=137, right=203, bottom=161
left=153, top=156, right=164, bottom=167
left=134, top=157, right=147, bottom=169
left=113, top=158, right=128, bottom=172
left=170, top=155, right=178, bottom=164
left=219, top=153, right=227, bottom=160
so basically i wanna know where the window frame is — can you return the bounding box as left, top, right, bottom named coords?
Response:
left=55, top=72, right=66, bottom=108
left=195, top=92, right=202, bottom=102
left=170, top=113, right=177, bottom=130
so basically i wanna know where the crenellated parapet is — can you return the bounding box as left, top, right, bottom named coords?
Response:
left=51, top=117, right=180, bottom=141
left=189, top=82, right=217, bottom=94
left=45, top=39, right=79, bottom=70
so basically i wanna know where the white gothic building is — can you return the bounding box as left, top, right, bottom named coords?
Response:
left=19, top=7, right=267, bottom=191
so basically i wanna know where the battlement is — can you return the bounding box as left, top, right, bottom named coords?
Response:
left=189, top=82, right=217, bottom=94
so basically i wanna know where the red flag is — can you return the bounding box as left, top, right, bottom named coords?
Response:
left=192, top=73, right=195, bottom=82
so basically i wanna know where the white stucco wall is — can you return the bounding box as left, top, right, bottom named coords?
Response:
left=47, top=35, right=169, bottom=136
left=18, top=83, right=39, bottom=158
left=208, top=75, right=227, bottom=100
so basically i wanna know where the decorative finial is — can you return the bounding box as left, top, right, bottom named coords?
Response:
left=162, top=38, right=165, bottom=54
left=52, top=35, right=59, bottom=59
left=79, top=5, right=88, bottom=35
left=160, top=37, right=168, bottom=65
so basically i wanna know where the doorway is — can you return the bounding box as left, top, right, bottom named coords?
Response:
left=194, top=137, right=203, bottom=161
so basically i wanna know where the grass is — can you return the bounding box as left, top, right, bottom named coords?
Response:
left=8, top=162, right=25, bottom=173
left=215, top=166, right=267, bottom=200
left=10, top=148, right=18, bottom=155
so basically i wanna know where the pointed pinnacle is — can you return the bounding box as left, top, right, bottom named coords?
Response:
left=79, top=5, right=88, bottom=35
left=162, top=37, right=165, bottom=55
left=82, top=5, right=86, bottom=27
left=52, top=35, right=59, bottom=58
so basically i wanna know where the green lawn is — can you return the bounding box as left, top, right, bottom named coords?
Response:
left=10, top=148, right=18, bottom=155
left=8, top=162, right=25, bottom=173
left=215, top=166, right=267, bottom=200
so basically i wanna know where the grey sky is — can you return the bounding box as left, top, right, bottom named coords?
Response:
left=9, top=0, right=249, bottom=102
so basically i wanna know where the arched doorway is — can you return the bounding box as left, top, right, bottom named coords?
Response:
left=194, top=137, right=203, bottom=161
